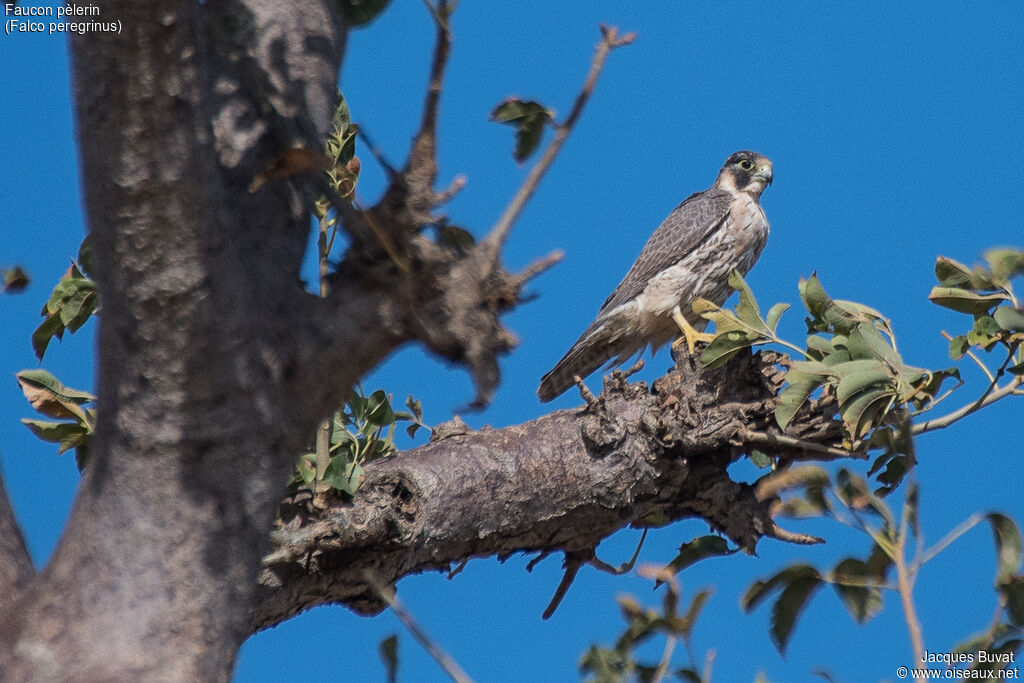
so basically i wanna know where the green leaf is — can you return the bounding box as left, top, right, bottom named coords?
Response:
left=17, top=369, right=95, bottom=424
left=700, top=329, right=759, bottom=369
left=749, top=449, right=772, bottom=469
left=928, top=286, right=1008, bottom=315
left=846, top=323, right=900, bottom=364
left=31, top=313, right=65, bottom=360
left=968, top=315, right=1003, bottom=348
left=20, top=419, right=87, bottom=449
left=799, top=274, right=883, bottom=335
left=331, top=90, right=351, bottom=132
left=334, top=0, right=392, bottom=26
left=769, top=573, right=822, bottom=655
left=322, top=458, right=364, bottom=495
left=437, top=225, right=476, bottom=255
left=665, top=536, right=736, bottom=578
left=741, top=565, right=819, bottom=612
left=935, top=255, right=997, bottom=290
left=948, top=334, right=970, bottom=360
left=830, top=558, right=884, bottom=625
left=1001, top=576, right=1024, bottom=627
left=76, top=235, right=95, bottom=279
left=775, top=370, right=826, bottom=430
left=489, top=98, right=554, bottom=163
left=295, top=454, right=317, bottom=486
left=984, top=248, right=1024, bottom=283
left=378, top=634, right=398, bottom=683
left=678, top=589, right=714, bottom=640
left=765, top=302, right=790, bottom=334
left=987, top=513, right=1024, bottom=584
left=993, top=306, right=1024, bottom=332
left=833, top=360, right=893, bottom=404
left=2, top=265, right=29, bottom=293
left=729, top=269, right=765, bottom=331
left=839, top=387, right=892, bottom=439
left=365, top=390, right=396, bottom=427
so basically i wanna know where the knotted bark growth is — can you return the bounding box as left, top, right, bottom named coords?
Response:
left=253, top=350, right=844, bottom=631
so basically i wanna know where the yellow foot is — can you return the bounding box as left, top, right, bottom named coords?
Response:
left=671, top=305, right=715, bottom=355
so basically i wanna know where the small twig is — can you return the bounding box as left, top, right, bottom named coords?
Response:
left=365, top=572, right=476, bottom=683
left=740, top=429, right=865, bottom=461
left=767, top=522, right=824, bottom=546
left=512, top=249, right=564, bottom=288
left=915, top=511, right=985, bottom=569
left=911, top=374, right=1022, bottom=435
left=894, top=534, right=926, bottom=672
left=575, top=375, right=600, bottom=409
left=482, top=25, right=635, bottom=263
left=434, top=174, right=467, bottom=205
left=357, top=127, right=398, bottom=178
left=701, top=649, right=717, bottom=683
left=446, top=559, right=468, bottom=579
left=525, top=550, right=552, bottom=572
left=651, top=633, right=678, bottom=683
left=588, top=529, right=648, bottom=575
left=542, top=551, right=589, bottom=620
left=621, top=358, right=646, bottom=380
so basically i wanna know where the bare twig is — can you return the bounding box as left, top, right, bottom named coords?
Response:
left=588, top=529, right=648, bottom=575
left=911, top=374, right=1022, bottom=435
left=575, top=374, right=600, bottom=408
left=740, top=429, right=865, bottom=461
left=434, top=174, right=467, bottom=205
left=542, top=551, right=589, bottom=619
left=651, top=633, right=678, bottom=683
left=356, top=127, right=398, bottom=178
left=894, top=535, right=926, bottom=673
left=366, top=573, right=476, bottom=683
left=767, top=522, right=824, bottom=546
left=482, top=25, right=635, bottom=261
left=512, top=249, right=564, bottom=288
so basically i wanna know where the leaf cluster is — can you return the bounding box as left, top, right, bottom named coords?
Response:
left=581, top=566, right=714, bottom=683
left=32, top=237, right=98, bottom=359
left=746, top=467, right=1024, bottom=664
left=292, top=389, right=426, bottom=495
left=17, top=368, right=95, bottom=470
left=930, top=251, right=1024, bottom=371
left=314, top=91, right=362, bottom=221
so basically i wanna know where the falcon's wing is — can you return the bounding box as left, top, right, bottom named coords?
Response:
left=598, top=188, right=734, bottom=314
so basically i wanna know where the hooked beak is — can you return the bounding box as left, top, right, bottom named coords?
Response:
left=754, top=161, right=773, bottom=186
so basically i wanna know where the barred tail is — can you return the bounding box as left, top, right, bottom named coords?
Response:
left=538, top=327, right=632, bottom=402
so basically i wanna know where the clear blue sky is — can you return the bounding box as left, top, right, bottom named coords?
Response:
left=2, top=2, right=1023, bottom=681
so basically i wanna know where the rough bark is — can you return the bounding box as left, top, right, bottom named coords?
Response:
left=0, top=476, right=33, bottom=597
left=253, top=351, right=845, bottom=631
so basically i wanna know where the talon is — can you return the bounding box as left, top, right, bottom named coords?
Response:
left=671, top=305, right=714, bottom=354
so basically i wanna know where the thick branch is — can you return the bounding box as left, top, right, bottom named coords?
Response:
left=0, top=474, right=34, bottom=599
left=252, top=350, right=845, bottom=631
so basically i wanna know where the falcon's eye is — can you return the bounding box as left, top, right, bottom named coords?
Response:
left=738, top=159, right=755, bottom=171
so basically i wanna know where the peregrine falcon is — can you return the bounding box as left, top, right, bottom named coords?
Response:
left=537, top=150, right=773, bottom=402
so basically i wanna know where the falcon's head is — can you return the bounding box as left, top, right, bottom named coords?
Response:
left=715, top=151, right=773, bottom=198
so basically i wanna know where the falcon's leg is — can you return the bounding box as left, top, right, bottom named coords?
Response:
left=670, top=305, right=715, bottom=355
